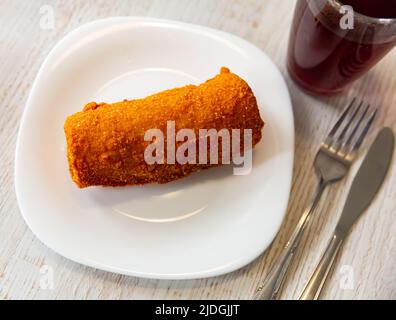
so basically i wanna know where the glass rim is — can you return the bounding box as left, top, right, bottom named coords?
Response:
left=331, top=0, right=396, bottom=25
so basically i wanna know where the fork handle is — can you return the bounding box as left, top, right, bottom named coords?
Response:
left=299, top=231, right=344, bottom=300
left=253, top=180, right=327, bottom=300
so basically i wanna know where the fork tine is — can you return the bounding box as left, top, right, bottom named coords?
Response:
left=327, top=98, right=356, bottom=139
left=336, top=100, right=363, bottom=144
left=351, top=108, right=377, bottom=152
left=343, top=102, right=370, bottom=148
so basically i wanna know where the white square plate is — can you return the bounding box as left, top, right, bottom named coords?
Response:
left=15, top=17, right=294, bottom=279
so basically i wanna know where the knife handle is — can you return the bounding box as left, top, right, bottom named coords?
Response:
left=299, top=230, right=344, bottom=300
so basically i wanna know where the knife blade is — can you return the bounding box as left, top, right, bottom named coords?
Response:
left=300, top=127, right=394, bottom=300
left=336, top=127, right=394, bottom=237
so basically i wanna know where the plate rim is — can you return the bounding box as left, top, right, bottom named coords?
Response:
left=15, top=16, right=295, bottom=279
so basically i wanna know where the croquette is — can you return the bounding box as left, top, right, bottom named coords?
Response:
left=64, top=67, right=264, bottom=187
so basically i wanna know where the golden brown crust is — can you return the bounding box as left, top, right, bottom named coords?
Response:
left=64, top=67, right=264, bottom=187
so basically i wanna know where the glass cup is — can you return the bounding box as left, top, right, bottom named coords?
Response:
left=287, top=0, right=396, bottom=95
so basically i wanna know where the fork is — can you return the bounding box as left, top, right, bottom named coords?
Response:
left=253, top=98, right=377, bottom=300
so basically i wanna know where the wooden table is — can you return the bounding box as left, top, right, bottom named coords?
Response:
left=1, top=0, right=395, bottom=300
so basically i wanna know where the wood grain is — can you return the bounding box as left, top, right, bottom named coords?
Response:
left=0, top=0, right=395, bottom=300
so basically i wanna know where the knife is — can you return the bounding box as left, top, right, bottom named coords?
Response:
left=299, top=127, right=394, bottom=300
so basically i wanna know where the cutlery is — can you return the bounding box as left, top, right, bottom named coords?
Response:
left=300, top=127, right=394, bottom=300
left=254, top=99, right=377, bottom=300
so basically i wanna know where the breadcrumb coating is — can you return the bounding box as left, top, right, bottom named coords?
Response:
left=64, top=67, right=264, bottom=187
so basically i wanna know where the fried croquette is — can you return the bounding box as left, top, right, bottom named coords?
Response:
left=64, top=67, right=264, bottom=188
